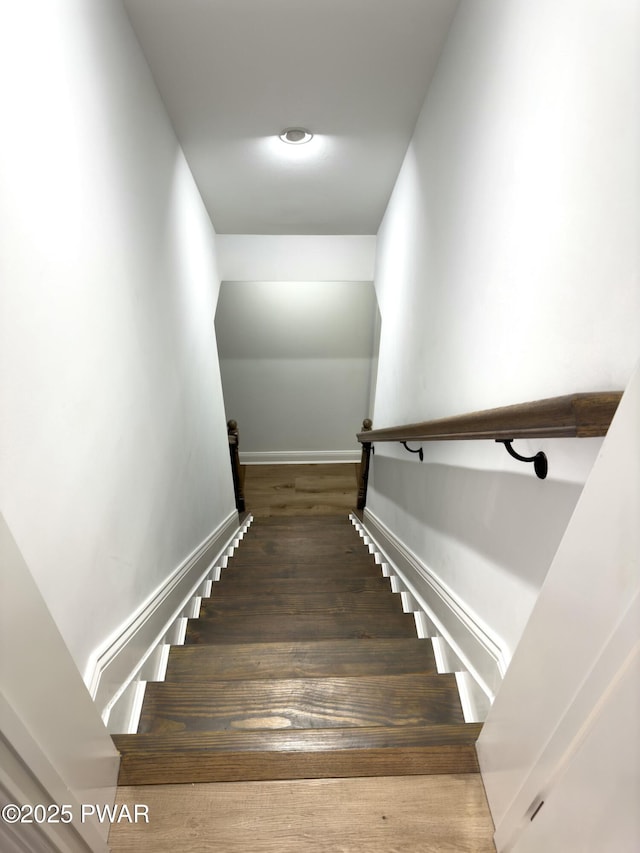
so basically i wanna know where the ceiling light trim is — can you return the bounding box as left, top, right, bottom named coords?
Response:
left=279, top=127, right=313, bottom=145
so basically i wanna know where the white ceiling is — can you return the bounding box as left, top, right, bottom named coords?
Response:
left=123, top=0, right=459, bottom=235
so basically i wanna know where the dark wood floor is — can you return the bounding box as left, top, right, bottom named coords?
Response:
left=241, top=463, right=359, bottom=517
left=110, top=775, right=497, bottom=853
left=113, top=515, right=481, bottom=784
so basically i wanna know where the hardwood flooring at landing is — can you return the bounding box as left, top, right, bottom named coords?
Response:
left=109, top=775, right=496, bottom=853
left=241, top=462, right=359, bottom=516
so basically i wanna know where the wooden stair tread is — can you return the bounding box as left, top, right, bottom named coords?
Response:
left=238, top=537, right=365, bottom=550
left=222, top=561, right=382, bottom=579
left=210, top=576, right=391, bottom=595
left=250, top=507, right=356, bottom=518
left=164, top=638, right=438, bottom=681
left=113, top=724, right=482, bottom=784
left=117, top=723, right=482, bottom=753
left=117, top=514, right=480, bottom=785
left=242, top=530, right=358, bottom=541
left=198, top=591, right=403, bottom=617
left=231, top=524, right=372, bottom=553
left=185, top=611, right=417, bottom=644
left=243, top=522, right=361, bottom=544
left=138, top=674, right=464, bottom=733
left=247, top=515, right=354, bottom=525
left=231, top=544, right=370, bottom=560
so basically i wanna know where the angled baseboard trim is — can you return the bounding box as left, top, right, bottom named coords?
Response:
left=357, top=509, right=508, bottom=714
left=86, top=510, right=246, bottom=728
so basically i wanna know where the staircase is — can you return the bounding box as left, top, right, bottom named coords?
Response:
left=113, top=515, right=481, bottom=784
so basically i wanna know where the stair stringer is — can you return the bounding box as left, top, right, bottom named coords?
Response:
left=350, top=511, right=506, bottom=722
left=91, top=512, right=253, bottom=733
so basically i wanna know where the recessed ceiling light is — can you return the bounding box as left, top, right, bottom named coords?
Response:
left=279, top=128, right=313, bottom=145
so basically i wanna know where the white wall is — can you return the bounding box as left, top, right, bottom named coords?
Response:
left=216, top=281, right=378, bottom=457
left=1, top=516, right=119, bottom=851
left=215, top=236, right=379, bottom=461
left=477, top=363, right=639, bottom=851
left=369, top=0, right=639, bottom=665
left=0, top=0, right=235, bottom=680
left=216, top=235, right=376, bottom=282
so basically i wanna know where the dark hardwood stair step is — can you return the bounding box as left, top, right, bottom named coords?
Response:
left=229, top=538, right=373, bottom=561
left=211, top=576, right=392, bottom=596
left=113, top=514, right=480, bottom=786
left=242, top=523, right=360, bottom=539
left=185, top=611, right=416, bottom=644
left=222, top=560, right=382, bottom=579
left=138, top=674, right=464, bottom=734
left=198, top=592, right=403, bottom=618
left=164, top=638, right=438, bottom=681
left=113, top=723, right=482, bottom=784
left=230, top=540, right=371, bottom=558
left=250, top=512, right=353, bottom=531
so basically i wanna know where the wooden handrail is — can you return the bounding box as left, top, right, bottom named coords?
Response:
left=356, top=392, right=622, bottom=445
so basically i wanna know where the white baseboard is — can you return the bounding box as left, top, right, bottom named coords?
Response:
left=86, top=511, right=251, bottom=731
left=239, top=450, right=360, bottom=464
left=353, top=510, right=508, bottom=720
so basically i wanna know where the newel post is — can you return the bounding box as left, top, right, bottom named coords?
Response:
left=357, top=418, right=373, bottom=510
left=227, top=419, right=245, bottom=512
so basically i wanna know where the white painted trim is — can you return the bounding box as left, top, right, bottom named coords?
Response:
left=1, top=515, right=117, bottom=851
left=431, top=635, right=450, bottom=673
left=0, top=697, right=109, bottom=853
left=455, top=671, right=490, bottom=724
left=85, top=510, right=243, bottom=726
left=239, top=450, right=360, bottom=464
left=355, top=509, right=508, bottom=712
left=106, top=513, right=253, bottom=734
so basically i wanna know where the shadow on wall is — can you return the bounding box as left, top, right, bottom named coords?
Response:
left=214, top=281, right=380, bottom=455
left=369, top=454, right=583, bottom=590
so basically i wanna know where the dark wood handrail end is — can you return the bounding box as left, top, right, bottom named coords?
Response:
left=357, top=418, right=373, bottom=510
left=227, top=419, right=245, bottom=513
